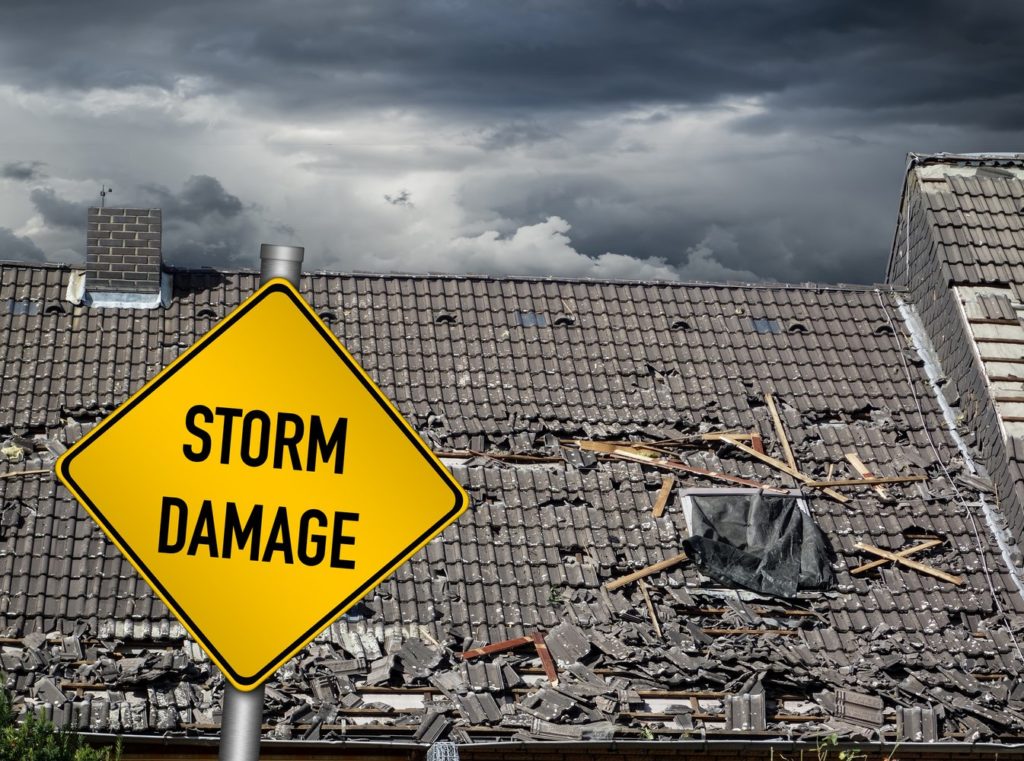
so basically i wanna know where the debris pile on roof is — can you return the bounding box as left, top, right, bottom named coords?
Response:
left=3, top=261, right=1024, bottom=748
left=5, top=416, right=1024, bottom=744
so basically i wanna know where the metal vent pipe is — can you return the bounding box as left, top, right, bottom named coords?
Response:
left=259, top=244, right=305, bottom=286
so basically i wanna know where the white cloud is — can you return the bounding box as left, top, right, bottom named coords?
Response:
left=675, top=226, right=760, bottom=283
left=438, top=215, right=680, bottom=280
left=0, top=78, right=226, bottom=124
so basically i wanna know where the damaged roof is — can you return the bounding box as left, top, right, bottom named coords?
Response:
left=3, top=260, right=1024, bottom=750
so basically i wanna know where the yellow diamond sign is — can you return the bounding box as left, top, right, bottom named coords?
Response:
left=55, top=279, right=468, bottom=690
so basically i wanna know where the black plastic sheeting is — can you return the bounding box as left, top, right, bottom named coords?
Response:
left=681, top=491, right=836, bottom=597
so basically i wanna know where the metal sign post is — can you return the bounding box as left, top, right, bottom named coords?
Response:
left=219, top=243, right=305, bottom=761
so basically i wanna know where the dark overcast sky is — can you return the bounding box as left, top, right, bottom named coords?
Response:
left=1, top=0, right=1022, bottom=283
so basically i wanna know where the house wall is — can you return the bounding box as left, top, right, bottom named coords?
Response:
left=888, top=172, right=1024, bottom=565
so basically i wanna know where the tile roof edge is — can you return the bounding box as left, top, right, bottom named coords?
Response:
left=0, top=259, right=902, bottom=294
left=0, top=259, right=72, bottom=270
left=909, top=152, right=1024, bottom=166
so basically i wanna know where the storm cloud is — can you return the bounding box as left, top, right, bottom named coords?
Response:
left=0, top=227, right=45, bottom=262
left=139, top=176, right=264, bottom=267
left=30, top=187, right=88, bottom=229
left=0, top=1, right=1020, bottom=281
left=2, top=161, right=46, bottom=182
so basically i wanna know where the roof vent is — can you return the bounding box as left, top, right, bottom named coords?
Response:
left=553, top=313, right=576, bottom=327
left=317, top=310, right=338, bottom=324
left=671, top=318, right=692, bottom=330
left=873, top=323, right=895, bottom=337
left=434, top=311, right=458, bottom=325
left=786, top=321, right=809, bottom=334
left=196, top=307, right=219, bottom=320
left=43, top=303, right=67, bottom=317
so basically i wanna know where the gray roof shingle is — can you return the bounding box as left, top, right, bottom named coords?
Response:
left=1, top=260, right=1023, bottom=746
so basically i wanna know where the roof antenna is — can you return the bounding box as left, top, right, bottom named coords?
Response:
left=99, top=184, right=113, bottom=209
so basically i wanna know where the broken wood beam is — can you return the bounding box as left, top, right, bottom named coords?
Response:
left=718, top=435, right=849, bottom=503
left=805, top=475, right=927, bottom=488
left=638, top=579, right=663, bottom=638
left=701, top=432, right=757, bottom=442
left=530, top=631, right=559, bottom=685
left=459, top=635, right=534, bottom=660
left=854, top=541, right=963, bottom=585
left=845, top=452, right=889, bottom=499
left=652, top=475, right=675, bottom=518
left=572, top=440, right=780, bottom=490
left=0, top=468, right=50, bottom=480
left=678, top=606, right=818, bottom=618
left=705, top=430, right=765, bottom=453
left=605, top=552, right=689, bottom=591
left=765, top=393, right=798, bottom=473
left=700, top=628, right=800, bottom=636
left=850, top=539, right=943, bottom=575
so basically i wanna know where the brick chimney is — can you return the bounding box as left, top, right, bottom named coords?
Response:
left=86, top=207, right=162, bottom=295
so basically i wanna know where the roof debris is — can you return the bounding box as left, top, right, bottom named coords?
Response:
left=3, top=256, right=1024, bottom=749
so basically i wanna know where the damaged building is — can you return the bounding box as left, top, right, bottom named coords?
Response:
left=2, top=152, right=1024, bottom=758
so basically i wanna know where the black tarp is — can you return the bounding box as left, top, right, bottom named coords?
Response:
left=681, top=491, right=836, bottom=597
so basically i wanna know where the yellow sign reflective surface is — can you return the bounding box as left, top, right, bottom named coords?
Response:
left=56, top=279, right=468, bottom=690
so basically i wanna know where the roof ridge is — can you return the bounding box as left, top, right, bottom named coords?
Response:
left=0, top=259, right=899, bottom=293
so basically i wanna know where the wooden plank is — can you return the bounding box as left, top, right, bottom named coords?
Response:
left=651, top=475, right=675, bottom=518
left=850, top=539, right=943, bottom=575
left=719, top=435, right=849, bottom=503
left=418, top=625, right=442, bottom=648
left=605, top=552, right=689, bottom=591
left=576, top=439, right=640, bottom=454
left=845, top=452, right=889, bottom=499
left=530, top=631, right=559, bottom=684
left=750, top=432, right=765, bottom=455
left=854, top=541, right=963, bottom=585
left=994, top=396, right=1024, bottom=403
left=701, top=432, right=756, bottom=441
left=573, top=440, right=778, bottom=490
left=804, top=475, right=926, bottom=488
left=765, top=393, right=798, bottom=472
left=638, top=579, right=662, bottom=638
left=680, top=606, right=817, bottom=618
left=0, top=468, right=50, bottom=480
left=459, top=635, right=534, bottom=660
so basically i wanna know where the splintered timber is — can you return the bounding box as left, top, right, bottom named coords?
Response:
left=158, top=405, right=359, bottom=568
